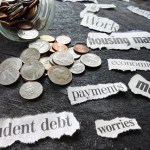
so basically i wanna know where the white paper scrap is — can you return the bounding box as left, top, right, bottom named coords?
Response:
left=67, top=82, right=127, bottom=105
left=128, top=74, right=150, bottom=99
left=95, top=117, right=141, bottom=138
left=62, top=0, right=98, bottom=3
left=0, top=112, right=80, bottom=148
left=128, top=6, right=150, bottom=20
left=108, top=59, right=150, bottom=71
left=81, top=14, right=119, bottom=33
left=87, top=31, right=150, bottom=50
left=80, top=4, right=116, bottom=18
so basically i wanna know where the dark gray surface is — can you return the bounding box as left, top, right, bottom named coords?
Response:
left=0, top=0, right=150, bottom=149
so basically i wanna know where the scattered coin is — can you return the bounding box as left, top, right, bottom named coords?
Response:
left=52, top=43, right=68, bottom=52
left=19, top=81, right=43, bottom=100
left=70, top=62, right=85, bottom=74
left=40, top=35, right=55, bottom=42
left=80, top=53, right=101, bottom=67
left=0, top=67, right=20, bottom=85
left=29, top=39, right=50, bottom=54
left=18, top=21, right=34, bottom=30
left=21, top=60, right=45, bottom=81
left=18, top=29, right=39, bottom=40
left=40, top=57, right=52, bottom=70
left=56, top=35, right=71, bottom=45
left=68, top=47, right=81, bottom=59
left=49, top=53, right=55, bottom=65
left=0, top=57, right=22, bottom=71
left=49, top=43, right=55, bottom=53
left=20, top=48, right=40, bottom=63
left=48, top=66, right=72, bottom=85
left=53, top=51, right=74, bottom=66
left=74, top=44, right=89, bottom=54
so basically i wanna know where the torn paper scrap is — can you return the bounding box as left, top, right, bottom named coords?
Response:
left=67, top=82, right=127, bottom=105
left=108, top=59, right=150, bottom=71
left=0, top=112, right=80, bottom=148
left=81, top=14, right=119, bottom=33
left=95, top=117, right=141, bottom=138
left=128, top=6, right=150, bottom=20
left=80, top=4, right=116, bottom=18
left=87, top=31, right=150, bottom=50
left=62, top=0, right=98, bottom=3
left=128, top=74, right=150, bottom=99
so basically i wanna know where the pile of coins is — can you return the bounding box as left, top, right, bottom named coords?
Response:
left=0, top=0, right=39, bottom=28
left=0, top=34, right=102, bottom=100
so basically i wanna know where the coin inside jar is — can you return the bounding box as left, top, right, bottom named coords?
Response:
left=19, top=81, right=43, bottom=100
left=48, top=66, right=72, bottom=85
left=74, top=44, right=89, bottom=54
left=17, top=21, right=34, bottom=30
left=56, top=35, right=71, bottom=45
left=20, top=60, right=45, bottom=81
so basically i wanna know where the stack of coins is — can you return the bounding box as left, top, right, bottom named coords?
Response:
left=0, top=0, right=40, bottom=40
left=0, top=34, right=102, bottom=100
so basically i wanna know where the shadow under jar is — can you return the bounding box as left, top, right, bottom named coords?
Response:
left=0, top=0, right=55, bottom=42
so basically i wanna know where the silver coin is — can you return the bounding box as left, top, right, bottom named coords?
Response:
left=0, top=57, right=22, bottom=71
left=49, top=54, right=55, bottom=65
left=20, top=48, right=40, bottom=64
left=18, top=29, right=39, bottom=40
left=39, top=57, right=52, bottom=70
left=20, top=61, right=45, bottom=81
left=0, top=67, right=20, bottom=85
left=68, top=47, right=81, bottom=59
left=56, top=35, right=71, bottom=45
left=19, top=82, right=43, bottom=100
left=53, top=51, right=74, bottom=66
left=70, top=62, right=85, bottom=74
left=29, top=39, right=50, bottom=54
left=80, top=53, right=102, bottom=67
left=48, top=66, right=72, bottom=85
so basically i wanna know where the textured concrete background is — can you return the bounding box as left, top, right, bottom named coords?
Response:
left=0, top=0, right=150, bottom=149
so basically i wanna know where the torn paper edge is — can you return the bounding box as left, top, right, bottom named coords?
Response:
left=0, top=112, right=80, bottom=148
left=67, top=82, right=128, bottom=105
left=108, top=59, right=150, bottom=71
left=127, top=6, right=150, bottom=20
left=128, top=74, right=150, bottom=99
left=95, top=117, right=141, bottom=138
left=87, top=31, right=150, bottom=50
left=62, top=0, right=98, bottom=3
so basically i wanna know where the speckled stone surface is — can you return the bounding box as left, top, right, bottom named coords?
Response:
left=0, top=0, right=150, bottom=149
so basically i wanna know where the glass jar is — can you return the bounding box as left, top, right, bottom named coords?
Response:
left=0, top=0, right=55, bottom=42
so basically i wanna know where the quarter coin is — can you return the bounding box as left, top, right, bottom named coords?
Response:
left=29, top=39, right=50, bottom=54
left=0, top=67, right=20, bottom=85
left=49, top=53, right=55, bottom=65
left=0, top=57, right=22, bottom=71
left=70, top=62, right=85, bottom=74
left=20, top=48, right=40, bottom=63
left=52, top=43, right=68, bottom=52
left=80, top=53, right=101, bottom=67
left=74, top=44, right=89, bottom=54
left=68, top=47, right=81, bottom=59
left=56, top=35, right=71, bottom=45
left=39, top=57, right=52, bottom=70
left=53, top=51, right=74, bottom=66
left=18, top=29, right=39, bottom=40
left=40, top=35, right=55, bottom=42
left=19, top=81, right=43, bottom=100
left=20, top=60, right=45, bottom=81
left=48, top=66, right=72, bottom=85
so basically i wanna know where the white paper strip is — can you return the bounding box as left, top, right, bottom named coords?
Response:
left=62, top=0, right=98, bottom=3
left=95, top=117, right=141, bottom=138
left=87, top=31, right=150, bottom=50
left=80, top=4, right=116, bottom=18
left=67, top=82, right=127, bottom=105
left=128, top=6, right=150, bottom=20
left=108, top=59, right=150, bottom=71
left=81, top=14, right=119, bottom=33
left=128, top=74, right=150, bottom=99
left=0, top=112, right=80, bottom=148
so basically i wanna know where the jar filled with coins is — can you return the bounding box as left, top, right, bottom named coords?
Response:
left=0, top=0, right=55, bottom=42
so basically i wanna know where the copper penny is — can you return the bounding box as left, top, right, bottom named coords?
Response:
left=40, top=35, right=55, bottom=42
left=25, top=5, right=37, bottom=20
left=18, top=21, right=34, bottom=30
left=0, top=12, right=8, bottom=19
left=49, top=43, right=56, bottom=53
left=52, top=43, right=68, bottom=52
left=74, top=44, right=89, bottom=54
